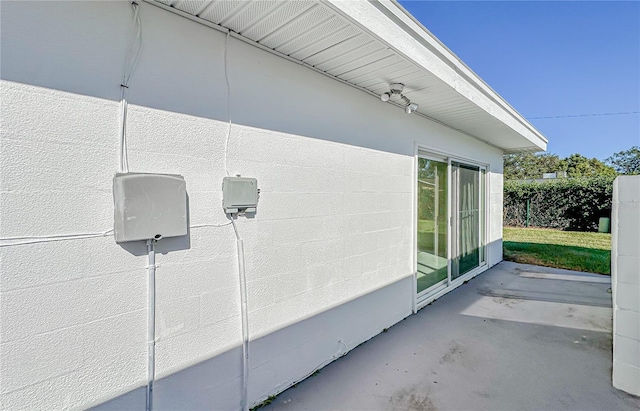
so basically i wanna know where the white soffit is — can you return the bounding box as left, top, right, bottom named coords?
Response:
left=148, top=0, right=548, bottom=153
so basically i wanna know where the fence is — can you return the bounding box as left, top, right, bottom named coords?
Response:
left=503, top=176, right=615, bottom=231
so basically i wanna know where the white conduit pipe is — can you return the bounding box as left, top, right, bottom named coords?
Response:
left=223, top=30, right=232, bottom=177
left=222, top=31, right=248, bottom=409
left=231, top=217, right=249, bottom=411
left=118, top=93, right=130, bottom=173
left=119, top=1, right=143, bottom=173
left=146, top=239, right=157, bottom=411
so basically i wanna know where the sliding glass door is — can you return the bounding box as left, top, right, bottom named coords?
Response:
left=416, top=153, right=486, bottom=299
left=416, top=157, right=448, bottom=293
left=451, top=163, right=486, bottom=279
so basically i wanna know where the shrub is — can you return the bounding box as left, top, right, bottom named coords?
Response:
left=503, top=176, right=615, bottom=231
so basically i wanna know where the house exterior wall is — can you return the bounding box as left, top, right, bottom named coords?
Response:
left=612, top=176, right=640, bottom=396
left=0, top=2, right=504, bottom=409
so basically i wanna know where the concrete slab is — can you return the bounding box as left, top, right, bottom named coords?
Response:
left=262, top=262, right=640, bottom=411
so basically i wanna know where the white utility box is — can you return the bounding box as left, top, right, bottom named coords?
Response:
left=222, top=177, right=258, bottom=214
left=113, top=173, right=188, bottom=242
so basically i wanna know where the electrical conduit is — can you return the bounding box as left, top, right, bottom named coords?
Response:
left=119, top=1, right=143, bottom=173
left=146, top=239, right=157, bottom=411
left=231, top=217, right=250, bottom=411
left=222, top=26, right=249, bottom=411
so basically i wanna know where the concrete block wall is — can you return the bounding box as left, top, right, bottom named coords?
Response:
left=1, top=1, right=504, bottom=409
left=612, top=175, right=640, bottom=396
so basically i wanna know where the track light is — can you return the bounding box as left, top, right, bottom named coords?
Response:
left=380, top=83, right=418, bottom=114
left=389, top=83, right=404, bottom=94
left=381, top=83, right=404, bottom=102
left=405, top=103, right=419, bottom=114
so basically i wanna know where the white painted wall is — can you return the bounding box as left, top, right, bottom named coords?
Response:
left=0, top=1, right=504, bottom=409
left=612, top=176, right=640, bottom=396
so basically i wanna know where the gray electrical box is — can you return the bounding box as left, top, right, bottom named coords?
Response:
left=113, top=173, right=188, bottom=242
left=223, top=177, right=258, bottom=214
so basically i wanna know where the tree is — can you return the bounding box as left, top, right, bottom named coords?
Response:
left=537, top=153, right=567, bottom=176
left=504, top=153, right=536, bottom=180
left=565, top=154, right=616, bottom=177
left=504, top=153, right=566, bottom=180
left=606, top=146, right=640, bottom=175
left=504, top=152, right=616, bottom=180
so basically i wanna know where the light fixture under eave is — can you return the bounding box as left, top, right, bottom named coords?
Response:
left=381, top=83, right=417, bottom=114
left=405, top=103, right=419, bottom=114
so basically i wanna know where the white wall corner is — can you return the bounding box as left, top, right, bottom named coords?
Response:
left=612, top=175, right=640, bottom=396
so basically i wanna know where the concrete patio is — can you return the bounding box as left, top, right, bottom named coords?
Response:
left=262, top=262, right=640, bottom=411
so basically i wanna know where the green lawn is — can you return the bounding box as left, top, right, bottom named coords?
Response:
left=503, top=227, right=611, bottom=275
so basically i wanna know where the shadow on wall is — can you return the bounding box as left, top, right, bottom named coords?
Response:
left=0, top=0, right=476, bottom=159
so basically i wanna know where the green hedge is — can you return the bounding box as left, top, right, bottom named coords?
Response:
left=503, top=176, right=615, bottom=231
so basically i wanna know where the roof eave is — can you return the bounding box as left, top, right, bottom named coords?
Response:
left=324, top=0, right=548, bottom=152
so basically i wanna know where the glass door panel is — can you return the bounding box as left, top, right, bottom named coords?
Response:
left=416, top=158, right=448, bottom=293
left=452, top=163, right=482, bottom=280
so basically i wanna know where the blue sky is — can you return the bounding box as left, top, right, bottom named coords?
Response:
left=399, top=0, right=640, bottom=160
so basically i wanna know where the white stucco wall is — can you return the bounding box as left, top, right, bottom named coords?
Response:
left=0, top=2, right=504, bottom=409
left=612, top=176, right=640, bottom=396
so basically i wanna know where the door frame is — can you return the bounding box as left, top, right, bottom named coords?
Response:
left=414, top=144, right=490, bottom=311
left=414, top=152, right=450, bottom=298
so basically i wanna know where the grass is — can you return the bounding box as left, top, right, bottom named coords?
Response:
left=503, top=227, right=611, bottom=275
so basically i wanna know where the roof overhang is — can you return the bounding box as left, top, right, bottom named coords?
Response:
left=147, top=0, right=548, bottom=153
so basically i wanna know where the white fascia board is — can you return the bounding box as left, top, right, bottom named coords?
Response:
left=324, top=0, right=548, bottom=152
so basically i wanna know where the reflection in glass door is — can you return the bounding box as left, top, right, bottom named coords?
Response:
left=416, top=158, right=448, bottom=293
left=452, top=163, right=486, bottom=280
